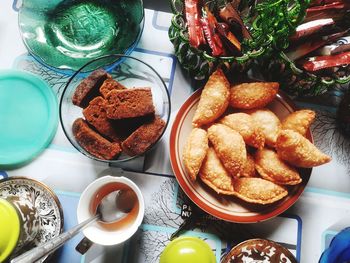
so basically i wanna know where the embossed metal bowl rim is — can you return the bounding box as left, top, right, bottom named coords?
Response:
left=0, top=176, right=64, bottom=262
left=220, top=238, right=298, bottom=263
left=17, top=2, right=145, bottom=75
left=59, top=54, right=172, bottom=164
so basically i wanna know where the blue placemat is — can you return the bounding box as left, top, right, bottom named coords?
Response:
left=54, top=191, right=83, bottom=263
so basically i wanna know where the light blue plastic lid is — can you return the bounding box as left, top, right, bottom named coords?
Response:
left=0, top=70, right=58, bottom=169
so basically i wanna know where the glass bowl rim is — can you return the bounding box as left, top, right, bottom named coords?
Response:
left=59, top=54, right=172, bottom=164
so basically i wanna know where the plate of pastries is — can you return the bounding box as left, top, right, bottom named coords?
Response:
left=170, top=69, right=331, bottom=223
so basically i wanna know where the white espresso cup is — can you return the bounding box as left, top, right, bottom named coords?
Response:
left=77, top=175, right=144, bottom=246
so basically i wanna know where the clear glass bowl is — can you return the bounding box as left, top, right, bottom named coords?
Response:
left=59, top=54, right=171, bottom=164
left=19, top=0, right=144, bottom=73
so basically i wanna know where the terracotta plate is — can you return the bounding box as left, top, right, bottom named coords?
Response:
left=169, top=89, right=312, bottom=223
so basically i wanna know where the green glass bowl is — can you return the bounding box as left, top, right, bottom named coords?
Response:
left=19, top=0, right=144, bottom=73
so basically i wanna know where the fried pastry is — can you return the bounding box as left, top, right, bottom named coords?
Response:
left=208, top=124, right=246, bottom=176
left=240, top=153, right=257, bottom=178
left=199, top=148, right=235, bottom=195
left=249, top=109, right=281, bottom=148
left=232, top=177, right=288, bottom=205
left=282, top=109, right=315, bottom=136
left=229, top=82, right=279, bottom=109
left=183, top=128, right=209, bottom=181
left=255, top=148, right=302, bottom=185
left=276, top=129, right=332, bottom=168
left=192, top=69, right=230, bottom=127
left=220, top=113, right=265, bottom=149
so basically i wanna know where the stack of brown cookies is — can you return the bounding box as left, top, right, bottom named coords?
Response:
left=71, top=69, right=165, bottom=160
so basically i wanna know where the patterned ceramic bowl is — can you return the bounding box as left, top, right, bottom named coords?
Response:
left=221, top=239, right=297, bottom=263
left=0, top=177, right=63, bottom=262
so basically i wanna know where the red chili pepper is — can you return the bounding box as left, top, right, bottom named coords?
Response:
left=184, top=0, right=206, bottom=48
left=310, top=0, right=346, bottom=7
left=286, top=30, right=349, bottom=61
left=301, top=51, right=350, bottom=71
left=201, top=6, right=224, bottom=56
left=305, top=1, right=350, bottom=22
left=307, top=1, right=349, bottom=12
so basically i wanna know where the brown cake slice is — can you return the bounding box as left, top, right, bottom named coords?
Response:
left=111, top=114, right=155, bottom=140
left=100, top=78, right=126, bottom=98
left=105, top=88, right=155, bottom=119
left=121, top=116, right=166, bottom=156
left=72, top=69, right=110, bottom=108
left=83, top=96, right=121, bottom=142
left=72, top=118, right=121, bottom=160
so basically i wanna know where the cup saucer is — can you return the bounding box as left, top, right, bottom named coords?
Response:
left=0, top=177, right=64, bottom=262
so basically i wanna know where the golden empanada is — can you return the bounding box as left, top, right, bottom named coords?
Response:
left=192, top=69, right=230, bottom=127
left=282, top=109, right=315, bottom=136
left=276, top=129, right=332, bottom=168
left=240, top=153, right=257, bottom=178
left=249, top=109, right=281, bottom=148
left=255, top=148, right=301, bottom=185
left=229, top=82, right=279, bottom=109
left=199, top=148, right=235, bottom=195
left=220, top=113, right=265, bottom=149
left=208, top=124, right=246, bottom=176
left=232, top=177, right=288, bottom=205
left=183, top=128, right=209, bottom=181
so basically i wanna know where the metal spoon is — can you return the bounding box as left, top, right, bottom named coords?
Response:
left=11, top=189, right=135, bottom=263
